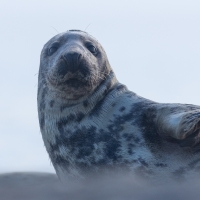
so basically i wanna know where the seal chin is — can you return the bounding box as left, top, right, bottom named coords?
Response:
left=47, top=72, right=96, bottom=100
left=64, top=78, right=86, bottom=88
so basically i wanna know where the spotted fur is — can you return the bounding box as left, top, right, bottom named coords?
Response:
left=37, top=30, right=200, bottom=182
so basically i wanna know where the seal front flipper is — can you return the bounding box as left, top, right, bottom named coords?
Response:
left=155, top=104, right=200, bottom=149
left=177, top=111, right=200, bottom=150
left=179, top=128, right=200, bottom=151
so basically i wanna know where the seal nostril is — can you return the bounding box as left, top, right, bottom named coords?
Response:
left=57, top=61, right=69, bottom=77
left=72, top=52, right=81, bottom=63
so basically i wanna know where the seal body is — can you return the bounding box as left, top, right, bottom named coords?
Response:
left=38, top=30, right=200, bottom=182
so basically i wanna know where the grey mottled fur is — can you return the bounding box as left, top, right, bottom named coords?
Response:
left=37, top=30, right=200, bottom=183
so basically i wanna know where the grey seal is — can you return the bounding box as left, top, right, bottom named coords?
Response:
left=37, top=30, right=200, bottom=182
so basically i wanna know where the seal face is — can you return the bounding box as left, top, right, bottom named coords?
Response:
left=38, top=30, right=200, bottom=182
left=39, top=30, right=111, bottom=101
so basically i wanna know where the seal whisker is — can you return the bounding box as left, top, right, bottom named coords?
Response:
left=50, top=26, right=59, bottom=34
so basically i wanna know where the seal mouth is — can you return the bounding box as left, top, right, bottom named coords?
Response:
left=64, top=77, right=86, bottom=88
left=47, top=74, right=87, bottom=87
left=47, top=58, right=92, bottom=88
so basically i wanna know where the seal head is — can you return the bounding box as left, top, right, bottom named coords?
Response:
left=39, top=30, right=112, bottom=102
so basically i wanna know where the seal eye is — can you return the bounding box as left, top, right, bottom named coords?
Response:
left=87, top=45, right=97, bottom=54
left=48, top=42, right=60, bottom=56
left=49, top=46, right=58, bottom=55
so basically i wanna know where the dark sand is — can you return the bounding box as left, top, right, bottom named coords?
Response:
left=0, top=172, right=200, bottom=200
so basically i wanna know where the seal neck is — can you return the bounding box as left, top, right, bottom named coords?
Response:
left=85, top=70, right=118, bottom=105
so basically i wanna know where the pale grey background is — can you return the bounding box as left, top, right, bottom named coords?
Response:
left=0, top=0, right=200, bottom=173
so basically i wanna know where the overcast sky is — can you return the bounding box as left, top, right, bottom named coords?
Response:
left=0, top=0, right=200, bottom=174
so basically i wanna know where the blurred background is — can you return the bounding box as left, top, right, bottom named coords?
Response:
left=0, top=0, right=200, bottom=173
